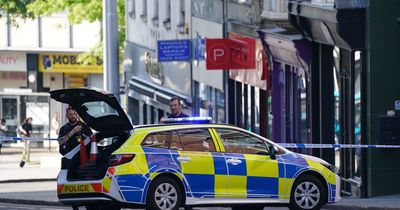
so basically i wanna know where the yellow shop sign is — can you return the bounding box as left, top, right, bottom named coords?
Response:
left=39, top=54, right=103, bottom=73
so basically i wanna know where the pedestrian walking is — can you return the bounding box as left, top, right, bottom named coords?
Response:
left=18, top=117, right=33, bottom=167
left=58, top=107, right=92, bottom=155
left=161, top=96, right=189, bottom=121
left=0, top=118, right=7, bottom=154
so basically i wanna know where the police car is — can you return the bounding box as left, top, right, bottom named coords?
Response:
left=51, top=88, right=341, bottom=210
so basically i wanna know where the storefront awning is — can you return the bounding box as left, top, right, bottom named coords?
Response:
left=258, top=27, right=310, bottom=74
left=288, top=1, right=366, bottom=50
left=128, top=76, right=191, bottom=110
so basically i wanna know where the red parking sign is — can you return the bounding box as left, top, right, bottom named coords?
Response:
left=206, top=38, right=255, bottom=70
left=206, top=39, right=231, bottom=69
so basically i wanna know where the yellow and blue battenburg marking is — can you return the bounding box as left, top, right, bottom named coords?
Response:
left=108, top=148, right=339, bottom=205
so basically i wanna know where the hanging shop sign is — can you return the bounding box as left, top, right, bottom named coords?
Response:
left=0, top=52, right=27, bottom=72
left=157, top=39, right=191, bottom=62
left=206, top=37, right=256, bottom=70
left=38, top=54, right=103, bottom=74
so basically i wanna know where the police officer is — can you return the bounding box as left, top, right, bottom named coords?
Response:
left=58, top=107, right=92, bottom=155
left=165, top=96, right=189, bottom=118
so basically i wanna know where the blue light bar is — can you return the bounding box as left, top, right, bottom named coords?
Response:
left=160, top=117, right=213, bottom=124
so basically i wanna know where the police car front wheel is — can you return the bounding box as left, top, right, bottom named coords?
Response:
left=289, top=175, right=326, bottom=210
left=146, top=176, right=183, bottom=210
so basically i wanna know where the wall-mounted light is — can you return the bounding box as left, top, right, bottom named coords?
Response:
left=28, top=73, right=36, bottom=84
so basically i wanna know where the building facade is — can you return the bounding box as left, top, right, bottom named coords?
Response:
left=0, top=13, right=101, bottom=139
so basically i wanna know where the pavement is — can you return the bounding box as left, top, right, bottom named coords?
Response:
left=0, top=145, right=400, bottom=210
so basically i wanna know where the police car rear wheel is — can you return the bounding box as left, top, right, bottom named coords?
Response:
left=289, top=175, right=326, bottom=210
left=147, top=176, right=182, bottom=210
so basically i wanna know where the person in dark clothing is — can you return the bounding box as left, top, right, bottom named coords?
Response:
left=165, top=96, right=189, bottom=118
left=0, top=118, right=7, bottom=154
left=58, top=107, right=92, bottom=155
left=19, top=117, right=33, bottom=167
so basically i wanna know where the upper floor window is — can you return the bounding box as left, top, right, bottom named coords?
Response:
left=140, top=0, right=147, bottom=22
left=128, top=0, right=136, bottom=19
left=163, top=0, right=171, bottom=29
left=151, top=0, right=159, bottom=26
left=261, top=0, right=288, bottom=20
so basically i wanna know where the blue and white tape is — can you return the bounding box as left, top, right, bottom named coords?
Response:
left=1, top=136, right=400, bottom=149
left=278, top=143, right=400, bottom=149
left=0, top=136, right=58, bottom=141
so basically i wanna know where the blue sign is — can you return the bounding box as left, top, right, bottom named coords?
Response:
left=157, top=39, right=191, bottom=62
left=193, top=32, right=206, bottom=61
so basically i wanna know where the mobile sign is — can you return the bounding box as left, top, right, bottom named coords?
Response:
left=157, top=39, right=191, bottom=62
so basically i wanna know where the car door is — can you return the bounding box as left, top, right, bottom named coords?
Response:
left=172, top=128, right=228, bottom=199
left=214, top=128, right=280, bottom=199
left=50, top=88, right=133, bottom=133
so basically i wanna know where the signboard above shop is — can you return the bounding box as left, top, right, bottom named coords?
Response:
left=157, top=39, right=191, bottom=62
left=38, top=54, right=103, bottom=74
left=0, top=52, right=27, bottom=72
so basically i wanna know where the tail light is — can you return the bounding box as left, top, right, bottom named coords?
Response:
left=109, top=154, right=135, bottom=166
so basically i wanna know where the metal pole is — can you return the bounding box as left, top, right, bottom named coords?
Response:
left=103, top=0, right=120, bottom=101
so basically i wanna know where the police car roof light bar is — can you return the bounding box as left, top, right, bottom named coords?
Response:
left=160, top=117, right=213, bottom=124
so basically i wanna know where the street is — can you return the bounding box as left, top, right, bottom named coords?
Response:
left=0, top=202, right=319, bottom=210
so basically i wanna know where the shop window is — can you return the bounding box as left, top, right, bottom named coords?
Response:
left=261, top=0, right=288, bottom=20
left=177, top=129, right=215, bottom=152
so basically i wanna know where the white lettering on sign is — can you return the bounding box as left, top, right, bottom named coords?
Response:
left=0, top=56, right=17, bottom=65
left=213, top=49, right=225, bottom=62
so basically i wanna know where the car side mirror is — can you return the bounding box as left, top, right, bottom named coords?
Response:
left=269, top=145, right=276, bottom=160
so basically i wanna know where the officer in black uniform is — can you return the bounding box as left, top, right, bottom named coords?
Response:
left=58, top=107, right=92, bottom=155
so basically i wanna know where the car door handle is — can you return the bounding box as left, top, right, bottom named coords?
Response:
left=226, top=158, right=242, bottom=165
left=177, top=156, right=191, bottom=162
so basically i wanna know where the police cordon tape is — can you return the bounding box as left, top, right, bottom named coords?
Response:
left=1, top=136, right=400, bottom=149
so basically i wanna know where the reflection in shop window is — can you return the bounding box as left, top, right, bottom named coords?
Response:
left=2, top=98, right=17, bottom=120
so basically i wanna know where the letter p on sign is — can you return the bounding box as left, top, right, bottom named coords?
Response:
left=206, top=38, right=231, bottom=69
left=213, top=49, right=225, bottom=62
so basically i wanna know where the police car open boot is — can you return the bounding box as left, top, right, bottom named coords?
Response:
left=19, top=160, right=25, bottom=168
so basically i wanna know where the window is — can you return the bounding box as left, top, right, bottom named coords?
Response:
left=177, top=129, right=215, bottom=152
left=216, top=128, right=269, bottom=155
left=151, top=0, right=159, bottom=26
left=83, top=101, right=118, bottom=118
left=170, top=131, right=184, bottom=151
left=128, top=0, right=136, bottom=19
left=261, top=0, right=288, bottom=20
left=141, top=131, right=171, bottom=149
left=140, top=0, right=147, bottom=22
left=163, top=0, right=171, bottom=29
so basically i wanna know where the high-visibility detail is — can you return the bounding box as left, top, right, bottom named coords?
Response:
left=178, top=151, right=215, bottom=175
left=244, top=154, right=279, bottom=177
left=278, top=178, right=294, bottom=199
left=227, top=175, right=247, bottom=198
left=214, top=175, right=228, bottom=198
left=61, top=183, right=100, bottom=193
